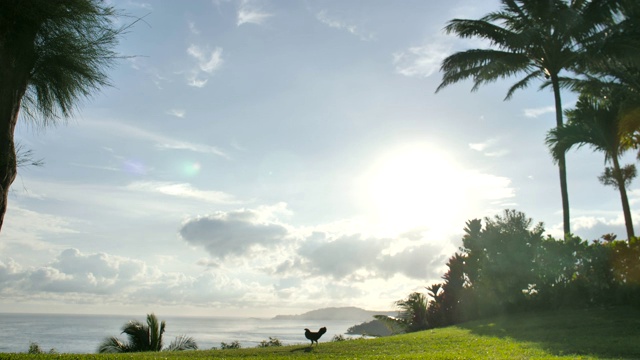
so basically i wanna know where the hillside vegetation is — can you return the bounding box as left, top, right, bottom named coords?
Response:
left=3, top=306, right=639, bottom=359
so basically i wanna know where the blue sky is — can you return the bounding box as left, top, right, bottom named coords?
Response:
left=1, top=0, right=637, bottom=317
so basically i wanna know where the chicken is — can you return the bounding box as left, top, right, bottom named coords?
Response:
left=304, top=327, right=327, bottom=346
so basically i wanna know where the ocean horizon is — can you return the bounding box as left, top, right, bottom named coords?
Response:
left=0, top=312, right=361, bottom=354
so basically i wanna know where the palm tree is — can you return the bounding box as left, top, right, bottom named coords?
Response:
left=98, top=313, right=198, bottom=353
left=375, top=291, right=429, bottom=333
left=0, top=0, right=133, bottom=232
left=546, top=93, right=636, bottom=239
left=436, top=0, right=622, bottom=236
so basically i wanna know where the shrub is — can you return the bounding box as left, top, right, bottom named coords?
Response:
left=220, top=340, right=241, bottom=349
left=28, top=342, right=56, bottom=354
left=332, top=334, right=347, bottom=342
left=257, top=337, right=282, bottom=347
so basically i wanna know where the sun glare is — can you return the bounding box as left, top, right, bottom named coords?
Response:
left=361, top=144, right=468, bottom=238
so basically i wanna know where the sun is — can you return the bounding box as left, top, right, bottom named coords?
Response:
left=360, top=143, right=468, bottom=237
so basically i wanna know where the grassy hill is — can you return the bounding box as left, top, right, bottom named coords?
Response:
left=3, top=306, right=639, bottom=359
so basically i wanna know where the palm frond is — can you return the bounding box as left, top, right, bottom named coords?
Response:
left=0, top=1, right=138, bottom=127
left=505, top=70, right=542, bottom=100
left=547, top=94, right=624, bottom=163
left=97, top=336, right=129, bottom=353
left=121, top=320, right=149, bottom=351
left=437, top=49, right=532, bottom=93
left=146, top=313, right=165, bottom=351
left=443, top=18, right=514, bottom=48
left=164, top=335, right=198, bottom=351
left=598, top=164, right=637, bottom=190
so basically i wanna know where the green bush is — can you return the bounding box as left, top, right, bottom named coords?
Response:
left=257, top=337, right=282, bottom=347
left=219, top=340, right=241, bottom=349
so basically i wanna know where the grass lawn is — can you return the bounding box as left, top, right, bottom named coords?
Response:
left=2, top=306, right=638, bottom=359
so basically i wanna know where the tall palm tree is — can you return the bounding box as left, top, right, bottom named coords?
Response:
left=546, top=93, right=636, bottom=239
left=0, top=0, right=132, bottom=232
left=98, top=313, right=198, bottom=353
left=436, top=0, right=622, bottom=236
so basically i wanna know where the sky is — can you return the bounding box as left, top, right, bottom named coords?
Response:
left=1, top=0, right=638, bottom=318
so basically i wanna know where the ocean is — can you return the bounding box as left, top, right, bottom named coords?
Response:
left=0, top=313, right=360, bottom=354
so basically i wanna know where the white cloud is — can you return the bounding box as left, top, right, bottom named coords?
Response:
left=180, top=208, right=291, bottom=259
left=394, top=40, right=451, bottom=78
left=126, top=57, right=170, bottom=89
left=469, top=142, right=488, bottom=152
left=187, top=76, right=208, bottom=88
left=85, top=119, right=229, bottom=159
left=0, top=249, right=259, bottom=308
left=524, top=106, right=556, bottom=118
left=466, top=171, right=515, bottom=200
left=237, top=0, right=272, bottom=26
left=187, top=45, right=223, bottom=74
left=186, top=45, right=223, bottom=88
left=188, top=21, right=200, bottom=35
left=15, top=248, right=151, bottom=294
left=316, top=10, right=374, bottom=41
left=167, top=109, right=186, bottom=118
left=288, top=233, right=446, bottom=280
left=469, top=138, right=510, bottom=157
left=127, top=181, right=240, bottom=204
left=1, top=206, right=80, bottom=256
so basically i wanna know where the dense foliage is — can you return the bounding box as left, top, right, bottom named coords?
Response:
left=397, top=210, right=640, bottom=331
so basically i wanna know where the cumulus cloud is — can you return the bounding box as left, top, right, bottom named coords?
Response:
left=1, top=249, right=150, bottom=295
left=180, top=209, right=290, bottom=259
left=0, top=248, right=267, bottom=309
left=277, top=232, right=447, bottom=281
left=237, top=0, right=272, bottom=26
left=394, top=40, right=451, bottom=78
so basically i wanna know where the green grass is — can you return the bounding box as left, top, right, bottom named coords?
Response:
left=2, top=306, right=639, bottom=359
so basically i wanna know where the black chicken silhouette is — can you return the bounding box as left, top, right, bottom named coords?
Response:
left=304, top=327, right=327, bottom=346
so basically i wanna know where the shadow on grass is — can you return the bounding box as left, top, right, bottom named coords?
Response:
left=459, top=306, right=640, bottom=359
left=289, top=345, right=314, bottom=353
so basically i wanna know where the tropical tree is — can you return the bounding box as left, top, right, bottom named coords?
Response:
left=460, top=210, right=545, bottom=315
left=375, top=291, right=429, bottom=333
left=547, top=93, right=636, bottom=239
left=0, top=0, right=132, bottom=232
left=436, top=0, right=622, bottom=236
left=560, top=1, right=640, bottom=153
left=98, top=313, right=198, bottom=353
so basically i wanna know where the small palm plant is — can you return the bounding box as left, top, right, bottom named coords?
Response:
left=98, top=313, right=197, bottom=353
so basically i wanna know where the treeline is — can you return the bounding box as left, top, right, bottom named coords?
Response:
left=378, top=210, right=640, bottom=333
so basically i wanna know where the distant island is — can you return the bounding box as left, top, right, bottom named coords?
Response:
left=273, top=306, right=396, bottom=322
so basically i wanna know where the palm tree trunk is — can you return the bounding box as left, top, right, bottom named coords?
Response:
left=612, top=156, right=635, bottom=240
left=551, top=74, right=571, bottom=237
left=0, top=18, right=39, bottom=234
left=0, top=89, right=20, bottom=233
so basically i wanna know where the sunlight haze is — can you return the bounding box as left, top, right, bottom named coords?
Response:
left=2, top=0, right=637, bottom=318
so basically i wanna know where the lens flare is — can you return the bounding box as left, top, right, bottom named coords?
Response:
left=123, top=159, right=147, bottom=175
left=183, top=162, right=201, bottom=176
